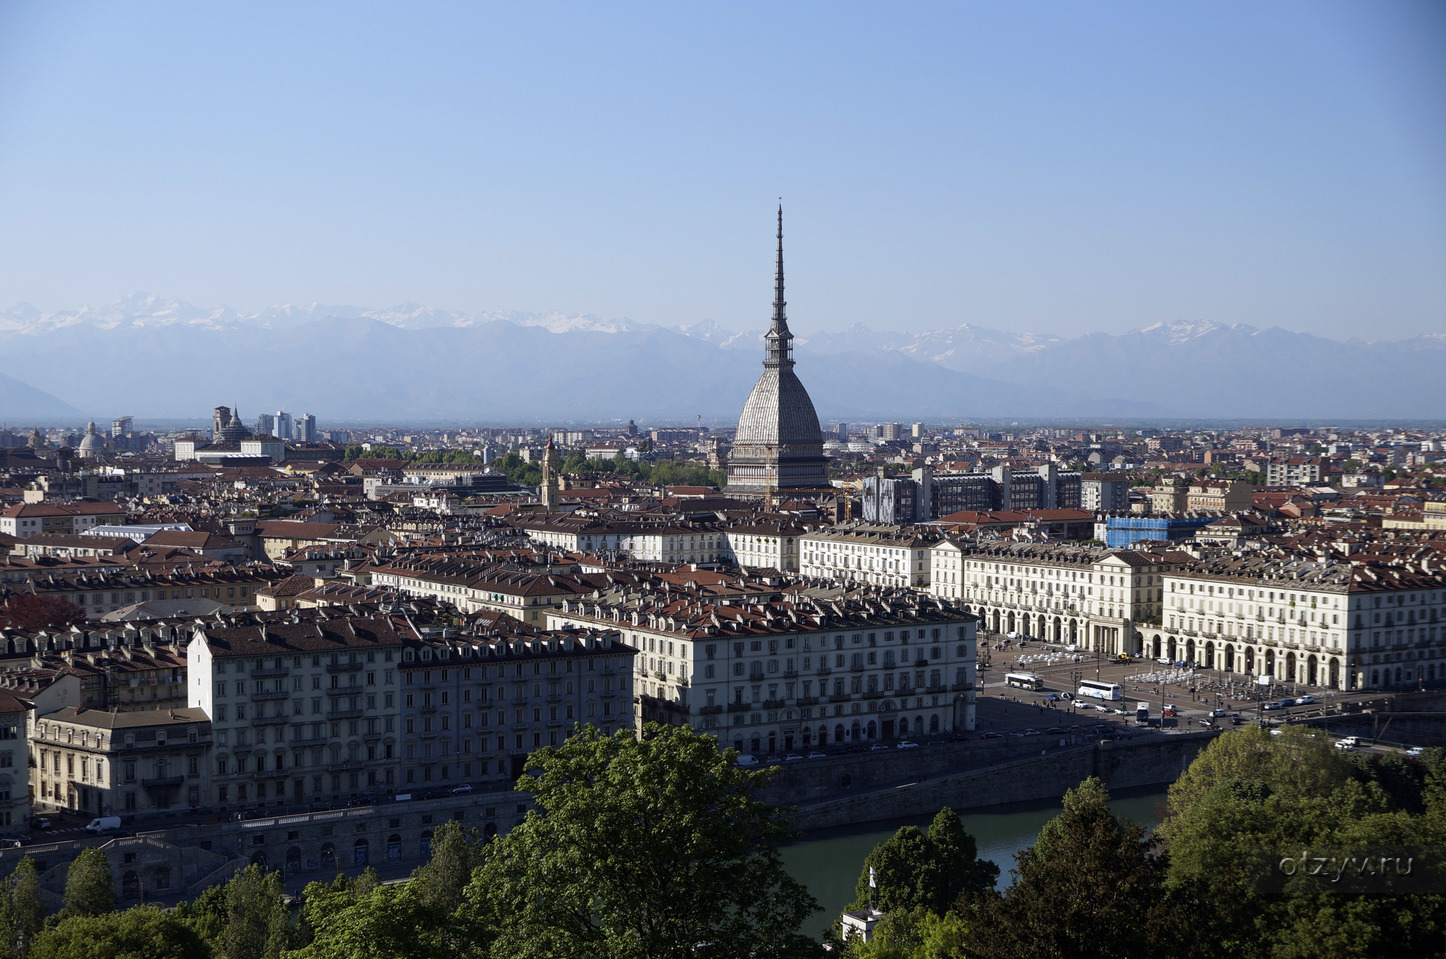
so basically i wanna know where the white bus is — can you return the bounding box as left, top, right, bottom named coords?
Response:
left=1076, top=680, right=1123, bottom=701
left=1005, top=673, right=1042, bottom=690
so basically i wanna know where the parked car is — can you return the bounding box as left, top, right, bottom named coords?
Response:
left=734, top=754, right=760, bottom=767
left=784, top=753, right=804, bottom=762
left=28, top=818, right=50, bottom=832
left=896, top=741, right=919, bottom=749
left=1406, top=747, right=1425, bottom=758
left=807, top=751, right=827, bottom=759
left=870, top=744, right=890, bottom=751
left=86, top=817, right=123, bottom=833
left=450, top=783, right=473, bottom=794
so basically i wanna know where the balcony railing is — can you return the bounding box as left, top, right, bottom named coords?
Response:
left=326, top=662, right=363, bottom=674
left=142, top=775, right=184, bottom=788
left=251, top=666, right=290, bottom=678
left=251, top=689, right=290, bottom=702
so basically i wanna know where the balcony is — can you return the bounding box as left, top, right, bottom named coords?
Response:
left=761, top=699, right=786, bottom=710
left=418, top=702, right=438, bottom=713
left=950, top=682, right=975, bottom=692
left=326, top=661, right=363, bottom=674
left=327, top=760, right=366, bottom=772
left=697, top=705, right=724, bottom=715
left=783, top=668, right=798, bottom=678
left=142, top=775, right=184, bottom=788
left=827, top=693, right=852, bottom=703
left=251, top=689, right=290, bottom=702
left=251, top=665, right=290, bottom=679
left=325, top=686, right=359, bottom=697
left=727, top=703, right=750, bottom=714
left=254, top=714, right=290, bottom=726
left=327, top=707, right=364, bottom=720
left=796, top=696, right=820, bottom=706
left=292, top=733, right=328, bottom=745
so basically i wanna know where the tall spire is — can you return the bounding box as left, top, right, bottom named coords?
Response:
left=764, top=203, right=794, bottom=369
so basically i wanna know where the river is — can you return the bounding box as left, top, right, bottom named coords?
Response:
left=779, top=785, right=1170, bottom=938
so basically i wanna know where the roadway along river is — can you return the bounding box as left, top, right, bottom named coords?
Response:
left=779, top=785, right=1170, bottom=938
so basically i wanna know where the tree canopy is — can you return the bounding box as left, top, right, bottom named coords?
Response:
left=61, top=848, right=115, bottom=918
left=847, top=809, right=997, bottom=917
left=29, top=907, right=207, bottom=959
left=466, top=722, right=821, bottom=959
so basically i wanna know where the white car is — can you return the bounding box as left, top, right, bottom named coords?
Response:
left=896, top=741, right=919, bottom=749
left=1406, top=747, right=1425, bottom=758
left=1334, top=739, right=1355, bottom=751
left=1093, top=703, right=1110, bottom=712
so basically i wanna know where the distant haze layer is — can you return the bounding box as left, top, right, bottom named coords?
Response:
left=0, top=295, right=1442, bottom=424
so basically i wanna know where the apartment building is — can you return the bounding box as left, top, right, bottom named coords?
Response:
left=930, top=540, right=1188, bottom=654
left=32, top=707, right=211, bottom=818
left=187, top=617, right=406, bottom=811
left=397, top=629, right=635, bottom=794
left=549, top=581, right=977, bottom=753
left=800, top=525, right=941, bottom=589
left=1149, top=552, right=1446, bottom=691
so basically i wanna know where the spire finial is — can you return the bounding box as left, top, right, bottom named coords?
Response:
left=764, top=202, right=793, bottom=369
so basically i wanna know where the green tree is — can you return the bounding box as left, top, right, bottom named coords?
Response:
left=216, top=865, right=289, bottom=959
left=467, top=723, right=822, bottom=959
left=1162, top=725, right=1349, bottom=827
left=407, top=820, right=487, bottom=915
left=61, top=848, right=114, bottom=918
left=288, top=883, right=457, bottom=959
left=10, top=858, right=46, bottom=959
left=170, top=883, right=227, bottom=950
left=847, top=809, right=996, bottom=917
left=966, top=778, right=1196, bottom=959
left=29, top=907, right=207, bottom=959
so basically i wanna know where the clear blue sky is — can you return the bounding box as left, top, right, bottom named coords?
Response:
left=0, top=1, right=1442, bottom=340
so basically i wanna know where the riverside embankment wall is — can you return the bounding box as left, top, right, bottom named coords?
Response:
left=783, top=733, right=1216, bottom=831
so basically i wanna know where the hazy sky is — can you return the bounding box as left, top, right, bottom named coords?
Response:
left=0, top=1, right=1442, bottom=340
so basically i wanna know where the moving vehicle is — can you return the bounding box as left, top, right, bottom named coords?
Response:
left=1005, top=673, right=1042, bottom=691
left=86, top=816, right=122, bottom=833
left=1076, top=680, right=1123, bottom=702
left=28, top=818, right=49, bottom=832
left=734, top=754, right=760, bottom=767
left=1334, top=739, right=1356, bottom=751
left=807, top=751, right=827, bottom=759
left=1295, top=695, right=1316, bottom=705
left=450, top=783, right=473, bottom=794
left=896, top=741, right=919, bottom=749
left=784, top=754, right=804, bottom=762
left=1406, top=747, right=1425, bottom=758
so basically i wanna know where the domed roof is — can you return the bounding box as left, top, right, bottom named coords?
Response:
left=735, top=368, right=823, bottom=447
left=78, top=421, right=103, bottom=453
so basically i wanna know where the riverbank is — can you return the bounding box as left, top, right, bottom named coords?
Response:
left=775, top=731, right=1211, bottom=831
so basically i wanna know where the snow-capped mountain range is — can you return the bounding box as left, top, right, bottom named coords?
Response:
left=0, top=294, right=1441, bottom=423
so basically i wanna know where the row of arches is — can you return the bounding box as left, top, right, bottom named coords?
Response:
left=967, top=606, right=1086, bottom=646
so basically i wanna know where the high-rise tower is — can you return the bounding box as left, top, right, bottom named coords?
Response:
left=727, top=207, right=830, bottom=493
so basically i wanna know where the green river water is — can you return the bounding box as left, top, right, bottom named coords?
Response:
left=779, top=785, right=1170, bottom=938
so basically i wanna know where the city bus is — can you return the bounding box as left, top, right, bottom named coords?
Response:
left=1005, top=673, right=1042, bottom=690
left=1076, top=680, right=1123, bottom=701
